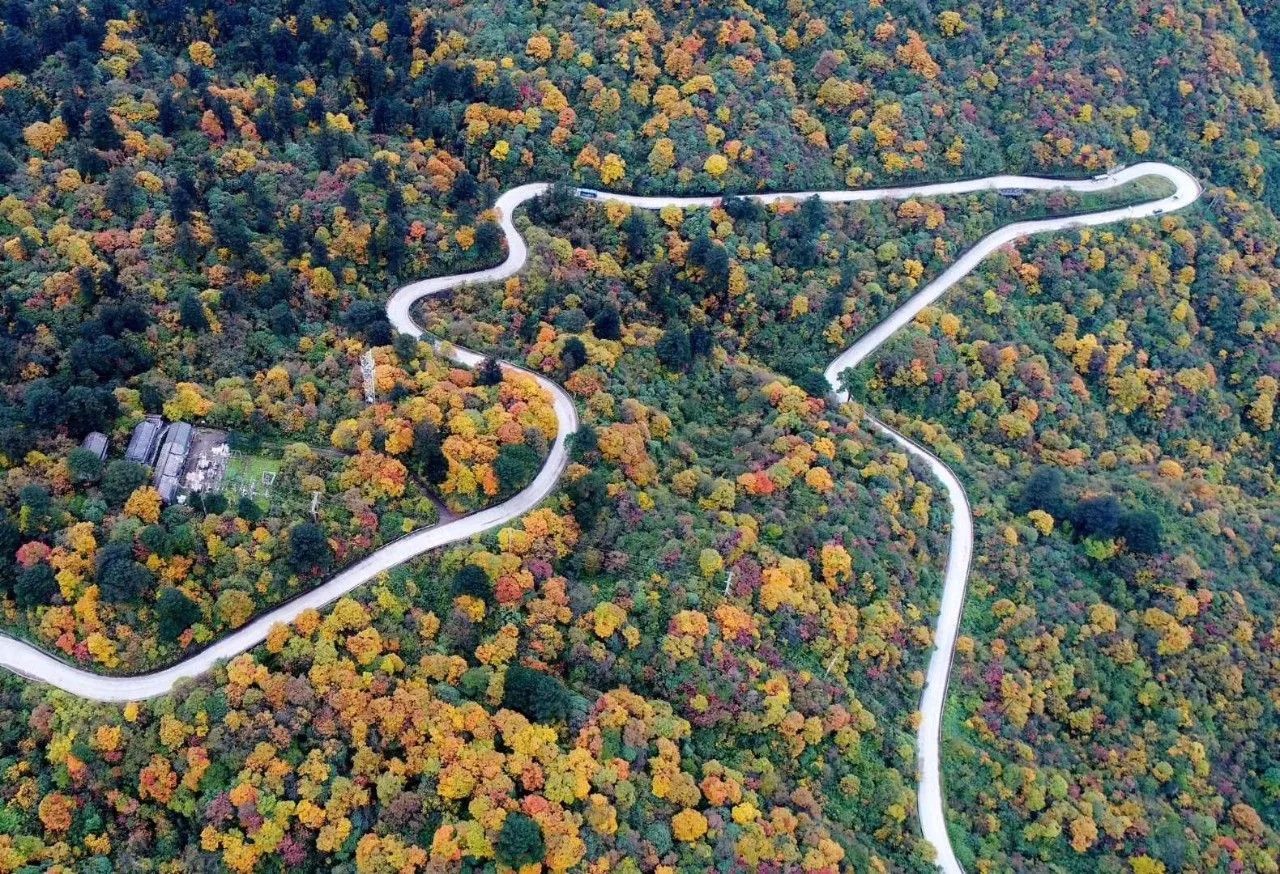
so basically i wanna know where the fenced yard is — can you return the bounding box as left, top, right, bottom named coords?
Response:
left=222, top=451, right=285, bottom=512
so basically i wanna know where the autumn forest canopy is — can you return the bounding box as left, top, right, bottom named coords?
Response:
left=0, top=0, right=1277, bottom=872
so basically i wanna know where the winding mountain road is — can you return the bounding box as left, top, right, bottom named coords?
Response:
left=0, top=163, right=1199, bottom=872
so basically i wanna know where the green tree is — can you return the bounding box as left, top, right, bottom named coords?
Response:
left=179, top=294, right=209, bottom=332
left=562, top=337, right=588, bottom=371
left=67, top=448, right=104, bottom=484
left=1016, top=466, right=1066, bottom=519
left=566, top=468, right=607, bottom=529
left=96, top=542, right=155, bottom=603
left=14, top=564, right=56, bottom=608
left=102, top=461, right=149, bottom=507
left=287, top=522, right=333, bottom=574
left=503, top=665, right=568, bottom=723
left=477, top=357, right=503, bottom=386
left=452, top=564, right=491, bottom=601
left=1120, top=509, right=1163, bottom=555
left=410, top=423, right=448, bottom=485
left=494, top=443, right=540, bottom=494
left=1073, top=495, right=1122, bottom=540
left=593, top=304, right=622, bottom=341
left=495, top=812, right=545, bottom=869
left=87, top=101, right=122, bottom=150
left=156, top=588, right=200, bottom=642
left=623, top=211, right=651, bottom=258
left=656, top=322, right=691, bottom=371
left=104, top=167, right=138, bottom=220
left=236, top=496, right=262, bottom=522
left=0, top=520, right=21, bottom=595
left=18, top=485, right=55, bottom=534
left=569, top=423, right=598, bottom=463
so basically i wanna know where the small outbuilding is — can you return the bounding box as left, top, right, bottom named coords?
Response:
left=80, top=432, right=109, bottom=462
left=125, top=416, right=163, bottom=465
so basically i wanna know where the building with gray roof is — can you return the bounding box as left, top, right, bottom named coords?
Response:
left=153, top=421, right=193, bottom=504
left=125, top=416, right=163, bottom=465
left=80, top=432, right=108, bottom=462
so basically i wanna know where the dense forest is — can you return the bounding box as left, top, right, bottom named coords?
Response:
left=0, top=0, right=1277, bottom=871
left=860, top=202, right=1280, bottom=869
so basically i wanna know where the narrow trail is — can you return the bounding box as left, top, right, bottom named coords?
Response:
left=0, top=163, right=1199, bottom=873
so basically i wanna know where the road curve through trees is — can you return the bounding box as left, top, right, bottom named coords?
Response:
left=0, top=163, right=1199, bottom=871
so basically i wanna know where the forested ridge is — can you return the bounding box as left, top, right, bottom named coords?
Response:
left=0, top=0, right=1276, bottom=872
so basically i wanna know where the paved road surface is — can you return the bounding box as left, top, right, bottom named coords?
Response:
left=822, top=162, right=1200, bottom=873
left=0, top=162, right=1200, bottom=873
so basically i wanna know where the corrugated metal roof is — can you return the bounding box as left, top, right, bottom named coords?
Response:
left=156, top=476, right=180, bottom=503
left=125, top=418, right=162, bottom=464
left=152, top=422, right=193, bottom=504
left=80, top=432, right=108, bottom=461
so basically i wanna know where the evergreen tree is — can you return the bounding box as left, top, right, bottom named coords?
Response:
left=179, top=294, right=210, bottom=332
left=411, top=423, right=448, bottom=485
left=656, top=322, right=691, bottom=371
left=156, top=588, right=200, bottom=642
left=495, top=443, right=540, bottom=494
left=87, top=102, right=122, bottom=150
left=477, top=357, right=503, bottom=386
left=287, top=522, right=333, bottom=574
left=1120, top=509, right=1163, bottom=555
left=104, top=168, right=138, bottom=220
left=1073, top=495, right=1123, bottom=540
left=452, top=564, right=491, bottom=601
left=96, top=542, right=155, bottom=603
left=102, top=461, right=148, bottom=507
left=502, top=665, right=568, bottom=723
left=495, top=813, right=545, bottom=870
left=561, top=337, right=588, bottom=371
left=67, top=448, right=104, bottom=484
left=14, top=565, right=56, bottom=608
left=593, top=305, right=622, bottom=341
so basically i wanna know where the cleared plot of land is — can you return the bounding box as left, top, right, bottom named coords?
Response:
left=222, top=452, right=284, bottom=510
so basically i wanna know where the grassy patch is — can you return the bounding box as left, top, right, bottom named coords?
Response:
left=224, top=453, right=285, bottom=510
